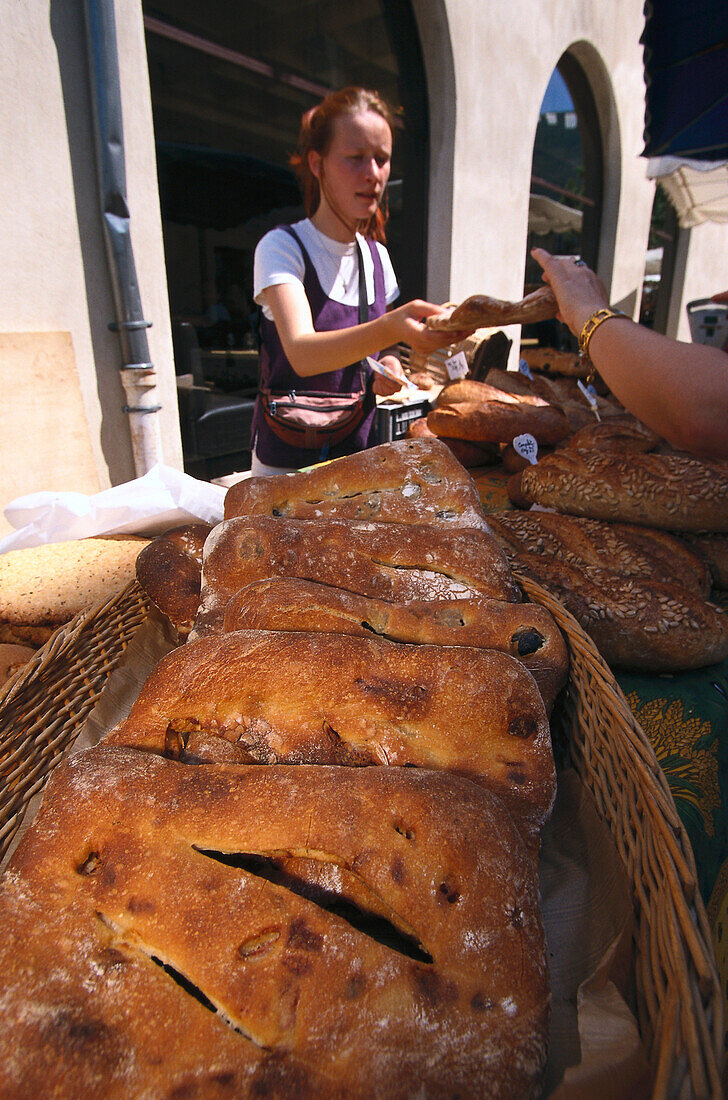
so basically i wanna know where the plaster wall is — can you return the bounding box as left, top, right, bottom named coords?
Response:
left=414, top=0, right=660, bottom=358
left=0, top=0, right=181, bottom=490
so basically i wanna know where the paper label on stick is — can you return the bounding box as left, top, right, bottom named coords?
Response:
left=444, top=350, right=469, bottom=379
left=577, top=379, right=602, bottom=421
left=512, top=433, right=539, bottom=465
left=518, top=358, right=534, bottom=380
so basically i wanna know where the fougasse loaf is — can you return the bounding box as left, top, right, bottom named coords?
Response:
left=222, top=576, right=568, bottom=712
left=223, top=437, right=490, bottom=531
left=194, top=515, right=519, bottom=636
left=107, top=628, right=556, bottom=856
left=0, top=747, right=550, bottom=1099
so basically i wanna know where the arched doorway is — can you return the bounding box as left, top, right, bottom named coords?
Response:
left=523, top=53, right=604, bottom=349
left=143, top=1, right=428, bottom=335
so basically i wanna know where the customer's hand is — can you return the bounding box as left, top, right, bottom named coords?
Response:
left=531, top=247, right=610, bottom=336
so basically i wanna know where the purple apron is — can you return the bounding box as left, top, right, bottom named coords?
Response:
left=252, top=225, right=387, bottom=467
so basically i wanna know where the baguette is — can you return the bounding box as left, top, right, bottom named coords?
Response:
left=428, top=400, right=570, bottom=446
left=425, top=287, right=558, bottom=332
left=222, top=577, right=568, bottom=711
left=0, top=746, right=550, bottom=1099
left=405, top=417, right=500, bottom=468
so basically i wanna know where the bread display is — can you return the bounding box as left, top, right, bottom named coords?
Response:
left=0, top=747, right=550, bottom=1099
left=221, top=577, right=568, bottom=711
left=425, top=286, right=558, bottom=332
left=486, top=510, right=713, bottom=598
left=428, top=399, right=570, bottom=446
left=195, top=515, right=519, bottom=636
left=487, top=511, right=728, bottom=671
left=520, top=347, right=587, bottom=377
left=559, top=415, right=661, bottom=454
left=519, top=451, right=728, bottom=531
left=135, top=523, right=212, bottom=639
left=405, top=416, right=500, bottom=468
left=108, top=628, right=555, bottom=852
left=223, top=438, right=490, bottom=529
left=0, top=536, right=150, bottom=645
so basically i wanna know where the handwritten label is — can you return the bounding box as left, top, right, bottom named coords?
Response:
left=512, top=433, right=539, bottom=465
left=444, top=350, right=469, bottom=380
left=518, top=358, right=534, bottom=380
left=577, top=379, right=602, bottom=421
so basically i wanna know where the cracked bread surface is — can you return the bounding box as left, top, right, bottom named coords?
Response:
left=0, top=747, right=550, bottom=1099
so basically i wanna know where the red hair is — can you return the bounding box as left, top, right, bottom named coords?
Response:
left=290, top=86, right=397, bottom=243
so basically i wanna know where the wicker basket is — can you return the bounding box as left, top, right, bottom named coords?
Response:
left=0, top=575, right=723, bottom=1097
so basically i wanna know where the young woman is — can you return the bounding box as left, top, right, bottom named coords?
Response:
left=251, top=86, right=454, bottom=474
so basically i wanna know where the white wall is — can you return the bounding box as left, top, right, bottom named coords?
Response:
left=0, top=0, right=181, bottom=489
left=414, top=0, right=661, bottom=361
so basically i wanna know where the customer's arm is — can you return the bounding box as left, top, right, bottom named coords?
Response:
left=532, top=248, right=728, bottom=460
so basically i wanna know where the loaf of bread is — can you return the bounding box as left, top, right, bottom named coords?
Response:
left=222, top=577, right=568, bottom=711
left=428, top=399, right=570, bottom=446
left=0, top=643, right=35, bottom=695
left=560, top=416, right=660, bottom=454
left=519, top=451, right=728, bottom=531
left=223, top=438, right=489, bottom=530
left=135, top=523, right=212, bottom=639
left=405, top=416, right=500, bottom=468
left=520, top=347, right=586, bottom=377
left=108, top=628, right=555, bottom=852
left=678, top=533, right=728, bottom=589
left=493, top=546, right=728, bottom=672
left=425, top=286, right=558, bottom=332
left=196, top=516, right=519, bottom=636
left=0, top=746, right=550, bottom=1098
left=486, top=510, right=712, bottom=597
left=0, top=536, right=150, bottom=646
left=436, top=378, right=552, bottom=409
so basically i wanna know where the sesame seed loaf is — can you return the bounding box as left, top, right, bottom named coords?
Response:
left=486, top=510, right=712, bottom=598
left=492, top=545, right=728, bottom=672
left=107, top=628, right=555, bottom=854
left=223, top=438, right=490, bottom=530
left=222, top=577, right=568, bottom=712
left=677, top=532, right=728, bottom=590
left=194, top=515, right=519, bottom=638
left=0, top=747, right=549, bottom=1098
left=519, top=451, right=728, bottom=532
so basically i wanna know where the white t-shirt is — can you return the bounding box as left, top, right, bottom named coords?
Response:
left=254, top=218, right=400, bottom=321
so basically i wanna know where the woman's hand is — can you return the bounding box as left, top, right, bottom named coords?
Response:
left=531, top=247, right=610, bottom=336
left=385, top=300, right=468, bottom=355
left=371, top=354, right=408, bottom=396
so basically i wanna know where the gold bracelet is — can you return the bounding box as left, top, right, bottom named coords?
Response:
left=578, top=307, right=627, bottom=361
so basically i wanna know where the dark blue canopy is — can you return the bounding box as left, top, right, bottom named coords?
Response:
left=641, top=0, right=728, bottom=160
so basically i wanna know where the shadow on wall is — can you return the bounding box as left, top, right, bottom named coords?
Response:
left=50, top=0, right=136, bottom=485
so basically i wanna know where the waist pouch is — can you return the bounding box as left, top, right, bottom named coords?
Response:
left=260, top=373, right=367, bottom=450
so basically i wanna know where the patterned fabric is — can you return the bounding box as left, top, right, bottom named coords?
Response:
left=617, top=657, right=728, bottom=1059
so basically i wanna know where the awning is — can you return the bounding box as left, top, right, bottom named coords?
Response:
left=528, top=194, right=583, bottom=236
left=646, top=156, right=728, bottom=227
left=641, top=1, right=728, bottom=161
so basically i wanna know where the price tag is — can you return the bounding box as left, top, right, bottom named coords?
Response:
left=577, top=379, right=602, bottom=421
left=512, top=433, right=539, bottom=465
left=518, top=358, right=534, bottom=380
left=444, top=350, right=469, bottom=380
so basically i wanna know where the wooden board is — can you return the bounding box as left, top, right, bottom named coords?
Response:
left=0, top=333, right=100, bottom=537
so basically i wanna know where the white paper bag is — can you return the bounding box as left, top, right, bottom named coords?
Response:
left=0, top=464, right=226, bottom=553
